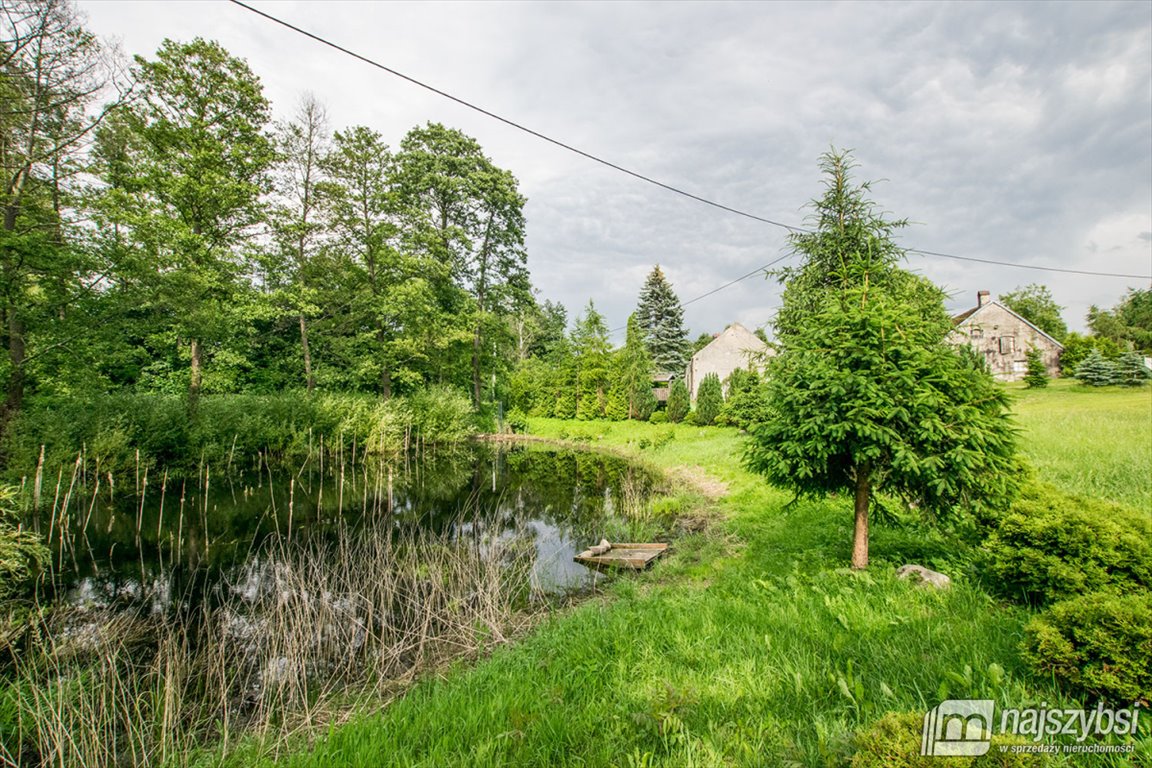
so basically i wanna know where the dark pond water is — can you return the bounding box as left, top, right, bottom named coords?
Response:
left=30, top=442, right=659, bottom=616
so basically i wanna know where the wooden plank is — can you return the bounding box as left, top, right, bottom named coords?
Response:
left=574, top=542, right=669, bottom=570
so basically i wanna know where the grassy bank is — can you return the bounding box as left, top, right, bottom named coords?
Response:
left=216, top=384, right=1149, bottom=767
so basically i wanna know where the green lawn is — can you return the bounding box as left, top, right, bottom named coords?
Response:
left=223, top=386, right=1151, bottom=767
left=1009, top=378, right=1151, bottom=512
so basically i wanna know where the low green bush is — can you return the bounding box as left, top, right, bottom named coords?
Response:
left=1022, top=590, right=1152, bottom=704
left=981, top=484, right=1152, bottom=605
left=851, top=711, right=1054, bottom=767
left=648, top=411, right=667, bottom=425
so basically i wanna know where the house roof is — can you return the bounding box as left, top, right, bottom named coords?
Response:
left=953, top=300, right=1065, bottom=350
left=691, top=322, right=769, bottom=362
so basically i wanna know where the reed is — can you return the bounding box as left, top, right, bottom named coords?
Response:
left=1, top=511, right=542, bottom=767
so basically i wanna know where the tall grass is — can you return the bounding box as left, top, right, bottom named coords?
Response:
left=1, top=513, right=541, bottom=767
left=1010, top=379, right=1151, bottom=511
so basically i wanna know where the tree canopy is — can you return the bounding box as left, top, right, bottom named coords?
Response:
left=745, top=150, right=1019, bottom=569
left=1000, top=284, right=1068, bottom=342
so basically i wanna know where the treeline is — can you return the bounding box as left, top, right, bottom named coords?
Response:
left=1, top=1, right=547, bottom=430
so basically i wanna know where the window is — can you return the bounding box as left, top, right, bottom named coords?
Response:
left=999, top=336, right=1015, bottom=354
left=970, top=328, right=983, bottom=339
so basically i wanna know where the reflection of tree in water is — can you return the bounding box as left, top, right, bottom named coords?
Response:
left=41, top=444, right=656, bottom=618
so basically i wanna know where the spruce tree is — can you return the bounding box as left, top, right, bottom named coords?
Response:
left=1115, top=352, right=1152, bottom=387
left=1023, top=347, right=1048, bottom=388
left=635, top=266, right=690, bottom=376
left=1075, top=349, right=1117, bottom=387
left=694, top=373, right=724, bottom=426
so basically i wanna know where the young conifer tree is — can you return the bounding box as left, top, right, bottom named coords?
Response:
left=694, top=373, right=724, bottom=426
left=745, top=150, right=1019, bottom=569
left=1023, top=347, right=1049, bottom=388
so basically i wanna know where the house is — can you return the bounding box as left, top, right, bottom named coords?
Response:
left=685, top=323, right=772, bottom=400
left=949, top=290, right=1063, bottom=381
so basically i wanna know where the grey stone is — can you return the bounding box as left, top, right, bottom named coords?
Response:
left=896, top=564, right=951, bottom=590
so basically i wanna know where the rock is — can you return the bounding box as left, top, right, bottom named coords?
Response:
left=896, top=564, right=951, bottom=590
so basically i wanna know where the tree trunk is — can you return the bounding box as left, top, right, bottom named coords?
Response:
left=471, top=326, right=482, bottom=408
left=851, top=463, right=871, bottom=570
left=189, top=338, right=202, bottom=415
left=381, top=365, right=392, bottom=400
left=3, top=310, right=26, bottom=426
left=299, top=315, right=314, bottom=393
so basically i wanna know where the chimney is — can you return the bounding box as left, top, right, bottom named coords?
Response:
left=977, top=290, right=991, bottom=307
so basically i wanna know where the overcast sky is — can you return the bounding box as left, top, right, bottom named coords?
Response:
left=79, top=0, right=1151, bottom=341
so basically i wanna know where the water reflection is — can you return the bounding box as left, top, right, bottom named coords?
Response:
left=32, top=443, right=657, bottom=615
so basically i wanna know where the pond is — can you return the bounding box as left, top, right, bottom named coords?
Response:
left=6, top=442, right=663, bottom=766
left=30, top=441, right=660, bottom=617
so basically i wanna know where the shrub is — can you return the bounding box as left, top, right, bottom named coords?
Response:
left=1075, top=349, right=1118, bottom=386
left=981, top=484, right=1152, bottom=605
left=719, top=368, right=770, bottom=428
left=648, top=411, right=667, bottom=425
left=665, top=379, right=689, bottom=423
left=851, top=711, right=1054, bottom=767
left=694, top=373, right=723, bottom=426
left=1022, top=347, right=1048, bottom=388
left=505, top=409, right=529, bottom=434
left=1022, top=590, right=1152, bottom=704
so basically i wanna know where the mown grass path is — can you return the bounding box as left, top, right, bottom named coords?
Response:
left=233, top=386, right=1150, bottom=768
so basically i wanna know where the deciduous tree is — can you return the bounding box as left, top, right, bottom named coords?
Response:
left=1000, top=284, right=1068, bottom=343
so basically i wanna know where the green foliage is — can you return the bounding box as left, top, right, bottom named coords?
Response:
left=693, top=373, right=723, bottom=426
left=608, top=314, right=656, bottom=421
left=3, top=390, right=476, bottom=480
left=999, top=284, right=1068, bottom=343
left=718, top=368, right=769, bottom=428
left=665, top=379, right=689, bottom=424
left=1022, top=590, right=1152, bottom=704
left=747, top=151, right=1018, bottom=569
left=1074, top=348, right=1119, bottom=386
left=1089, top=288, right=1152, bottom=355
left=851, top=711, right=1053, bottom=767
left=572, top=301, right=610, bottom=420
left=648, top=410, right=667, bottom=425
left=1058, top=332, right=1121, bottom=376
left=981, top=483, right=1152, bottom=606
left=635, top=266, right=690, bottom=376
left=1114, top=351, right=1151, bottom=387
left=1022, top=347, right=1048, bottom=388
left=0, top=487, right=48, bottom=599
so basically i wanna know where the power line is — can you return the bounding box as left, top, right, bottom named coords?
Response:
left=229, top=0, right=1152, bottom=290
left=905, top=248, right=1150, bottom=280
left=228, top=0, right=800, bottom=232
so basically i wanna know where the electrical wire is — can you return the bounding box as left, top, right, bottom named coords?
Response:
left=229, top=0, right=1152, bottom=291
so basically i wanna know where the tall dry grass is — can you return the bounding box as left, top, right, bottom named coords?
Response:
left=2, top=514, right=542, bottom=767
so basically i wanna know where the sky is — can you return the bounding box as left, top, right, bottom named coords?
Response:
left=78, top=0, right=1152, bottom=342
